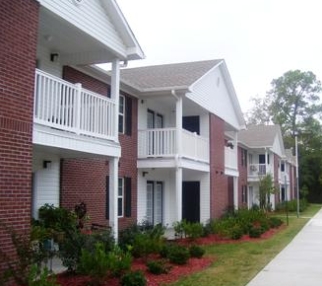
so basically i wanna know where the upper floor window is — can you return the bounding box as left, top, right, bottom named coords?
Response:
left=281, top=162, right=285, bottom=172
left=119, top=95, right=125, bottom=134
left=118, top=94, right=132, bottom=135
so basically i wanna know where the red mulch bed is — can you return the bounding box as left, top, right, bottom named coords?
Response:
left=56, top=225, right=284, bottom=286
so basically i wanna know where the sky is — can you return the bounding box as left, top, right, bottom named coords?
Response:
left=117, top=0, right=322, bottom=113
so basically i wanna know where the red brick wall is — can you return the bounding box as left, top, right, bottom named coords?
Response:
left=63, top=66, right=110, bottom=96
left=273, top=154, right=280, bottom=206
left=238, top=146, right=248, bottom=207
left=209, top=114, right=228, bottom=218
left=61, top=68, right=138, bottom=231
left=0, top=0, right=39, bottom=274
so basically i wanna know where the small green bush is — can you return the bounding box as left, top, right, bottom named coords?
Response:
left=173, top=220, right=204, bottom=239
left=269, top=217, right=283, bottom=228
left=189, top=245, right=205, bottom=258
left=120, top=271, right=147, bottom=286
left=27, top=265, right=58, bottom=286
left=230, top=224, right=244, bottom=240
left=249, top=226, right=262, bottom=238
left=78, top=242, right=110, bottom=283
left=168, top=245, right=190, bottom=265
left=146, top=260, right=169, bottom=275
left=107, top=246, right=132, bottom=277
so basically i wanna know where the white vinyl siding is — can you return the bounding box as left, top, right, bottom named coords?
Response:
left=32, top=154, right=60, bottom=219
left=37, top=45, right=62, bottom=78
left=38, top=0, right=127, bottom=55
left=187, top=68, right=240, bottom=130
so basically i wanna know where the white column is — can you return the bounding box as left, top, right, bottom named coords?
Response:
left=233, top=176, right=238, bottom=210
left=175, top=167, right=182, bottom=222
left=109, top=157, right=119, bottom=242
left=111, top=59, right=120, bottom=141
left=175, top=96, right=182, bottom=155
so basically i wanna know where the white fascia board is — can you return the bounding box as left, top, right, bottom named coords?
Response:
left=100, top=0, right=145, bottom=60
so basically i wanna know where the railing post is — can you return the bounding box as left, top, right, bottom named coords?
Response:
left=75, top=83, right=82, bottom=135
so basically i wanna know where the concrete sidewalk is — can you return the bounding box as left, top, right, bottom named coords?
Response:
left=247, top=208, right=322, bottom=286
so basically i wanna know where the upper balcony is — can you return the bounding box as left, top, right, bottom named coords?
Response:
left=138, top=128, right=209, bottom=169
left=33, top=69, right=120, bottom=157
left=248, top=163, right=273, bottom=181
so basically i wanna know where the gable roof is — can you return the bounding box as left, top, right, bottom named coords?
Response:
left=120, top=59, right=222, bottom=92
left=238, top=125, right=282, bottom=148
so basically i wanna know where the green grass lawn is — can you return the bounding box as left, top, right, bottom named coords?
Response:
left=170, top=204, right=322, bottom=286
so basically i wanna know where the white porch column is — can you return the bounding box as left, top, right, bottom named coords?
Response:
left=175, top=167, right=183, bottom=222
left=109, top=157, right=119, bottom=242
left=175, top=95, right=183, bottom=155
left=111, top=59, right=120, bottom=141
left=233, top=176, right=238, bottom=210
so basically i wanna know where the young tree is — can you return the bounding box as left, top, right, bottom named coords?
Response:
left=258, top=174, right=275, bottom=212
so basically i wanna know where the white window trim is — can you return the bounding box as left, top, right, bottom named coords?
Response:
left=118, top=178, right=124, bottom=217
left=119, top=95, right=125, bottom=134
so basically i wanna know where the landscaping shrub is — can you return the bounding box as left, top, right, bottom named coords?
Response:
left=269, top=217, right=283, bottom=228
left=0, top=222, right=51, bottom=285
left=27, top=264, right=58, bottom=286
left=58, top=228, right=86, bottom=272
left=229, top=224, right=244, bottom=240
left=249, top=226, right=262, bottom=238
left=167, top=244, right=190, bottom=265
left=119, top=222, right=165, bottom=259
left=173, top=220, right=204, bottom=239
left=189, top=245, right=205, bottom=258
left=146, top=260, right=170, bottom=275
left=84, top=229, right=115, bottom=253
left=276, top=199, right=309, bottom=213
left=106, top=246, right=132, bottom=277
left=120, top=271, right=147, bottom=286
left=78, top=242, right=110, bottom=284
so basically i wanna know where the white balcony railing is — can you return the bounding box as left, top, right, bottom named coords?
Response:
left=34, top=69, right=116, bottom=141
left=138, top=128, right=209, bottom=163
left=249, top=164, right=271, bottom=177
left=224, top=147, right=238, bottom=170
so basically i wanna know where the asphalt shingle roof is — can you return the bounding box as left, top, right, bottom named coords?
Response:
left=238, top=125, right=281, bottom=147
left=120, top=59, right=222, bottom=91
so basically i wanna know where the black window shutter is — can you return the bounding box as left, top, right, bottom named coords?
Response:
left=125, top=96, right=132, bottom=136
left=106, top=176, right=109, bottom=219
left=125, top=177, right=132, bottom=217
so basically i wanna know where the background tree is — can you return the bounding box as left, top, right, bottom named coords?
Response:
left=268, top=70, right=322, bottom=138
left=244, top=95, right=272, bottom=125
left=246, top=70, right=322, bottom=202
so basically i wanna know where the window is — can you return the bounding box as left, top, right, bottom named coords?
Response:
left=242, top=185, right=248, bottom=204
left=118, top=95, right=125, bottom=133
left=281, top=162, right=285, bottom=172
left=118, top=178, right=124, bottom=217
left=106, top=176, right=131, bottom=219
